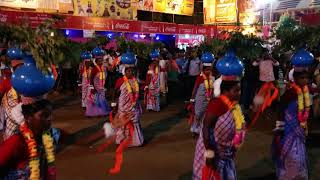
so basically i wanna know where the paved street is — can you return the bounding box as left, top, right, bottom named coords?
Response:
left=53, top=98, right=320, bottom=180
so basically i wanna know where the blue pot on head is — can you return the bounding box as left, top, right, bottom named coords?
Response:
left=11, top=55, right=54, bottom=97
left=11, top=65, right=47, bottom=97
left=92, top=47, right=105, bottom=57
left=201, top=52, right=215, bottom=64
left=81, top=51, right=93, bottom=60
left=43, top=73, right=55, bottom=92
left=121, top=51, right=136, bottom=65
left=7, top=47, right=23, bottom=60
left=216, top=50, right=244, bottom=76
left=150, top=49, right=160, bottom=59
left=291, top=49, right=314, bottom=67
left=23, top=55, right=36, bottom=66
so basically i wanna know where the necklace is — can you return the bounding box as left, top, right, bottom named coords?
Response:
left=219, top=95, right=245, bottom=131
left=96, top=65, right=106, bottom=84
left=291, top=83, right=310, bottom=128
left=202, top=73, right=213, bottom=101
left=123, top=76, right=139, bottom=107
left=151, top=65, right=159, bottom=84
left=219, top=95, right=246, bottom=147
left=20, top=122, right=56, bottom=179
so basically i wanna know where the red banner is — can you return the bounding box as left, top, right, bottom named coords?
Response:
left=301, top=13, right=320, bottom=26
left=0, top=10, right=217, bottom=36
left=0, top=10, right=52, bottom=28
left=178, top=24, right=195, bottom=34
left=163, top=23, right=178, bottom=34
left=112, top=20, right=139, bottom=32
left=140, top=21, right=163, bottom=33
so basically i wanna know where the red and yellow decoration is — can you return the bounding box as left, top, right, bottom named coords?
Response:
left=20, top=122, right=40, bottom=180
left=123, top=76, right=139, bottom=107
left=291, top=83, right=310, bottom=128
left=73, top=0, right=137, bottom=20
left=134, top=0, right=194, bottom=16
left=204, top=0, right=237, bottom=24
left=20, top=122, right=56, bottom=179
left=219, top=95, right=246, bottom=147
left=201, top=73, right=213, bottom=101
left=96, top=65, right=106, bottom=84
left=220, top=95, right=245, bottom=131
left=249, top=82, right=279, bottom=128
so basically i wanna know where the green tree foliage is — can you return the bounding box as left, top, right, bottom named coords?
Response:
left=226, top=31, right=265, bottom=61
left=272, top=14, right=320, bottom=62
left=199, top=38, right=226, bottom=58
left=116, top=36, right=163, bottom=59
left=199, top=31, right=265, bottom=62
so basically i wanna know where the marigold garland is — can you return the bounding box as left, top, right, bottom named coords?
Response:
left=42, top=131, right=55, bottom=164
left=151, top=66, right=159, bottom=85
left=219, top=95, right=245, bottom=131
left=83, top=65, right=87, bottom=79
left=291, top=83, right=310, bottom=128
left=123, top=75, right=139, bottom=107
left=154, top=66, right=159, bottom=75
left=201, top=73, right=213, bottom=101
left=219, top=95, right=246, bottom=148
left=82, top=65, right=91, bottom=80
left=20, top=122, right=40, bottom=180
left=96, top=65, right=106, bottom=83
left=20, top=122, right=56, bottom=179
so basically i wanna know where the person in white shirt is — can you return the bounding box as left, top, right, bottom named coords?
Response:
left=252, top=53, right=279, bottom=83
left=184, top=51, right=201, bottom=100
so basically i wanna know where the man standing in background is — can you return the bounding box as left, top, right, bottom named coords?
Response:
left=184, top=49, right=201, bottom=100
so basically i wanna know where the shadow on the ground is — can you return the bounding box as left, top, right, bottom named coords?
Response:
left=52, top=95, right=78, bottom=109
left=238, top=158, right=276, bottom=180
left=178, top=171, right=192, bottom=180
left=307, top=132, right=320, bottom=148
left=240, top=173, right=276, bottom=180
left=177, top=166, right=276, bottom=180
left=143, top=111, right=185, bottom=144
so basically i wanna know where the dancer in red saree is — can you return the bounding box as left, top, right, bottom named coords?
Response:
left=99, top=51, right=144, bottom=174
left=193, top=51, right=246, bottom=180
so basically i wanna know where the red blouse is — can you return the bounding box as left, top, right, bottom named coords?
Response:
left=115, top=77, right=124, bottom=90
left=0, top=78, right=12, bottom=95
left=194, top=75, right=205, bottom=88
left=0, top=134, right=29, bottom=174
left=206, top=97, right=229, bottom=117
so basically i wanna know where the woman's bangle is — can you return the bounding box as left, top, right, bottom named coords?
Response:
left=204, top=150, right=215, bottom=158
left=111, top=102, right=117, bottom=107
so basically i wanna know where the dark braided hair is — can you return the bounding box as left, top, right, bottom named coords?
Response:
left=21, top=99, right=53, bottom=118
left=220, top=80, right=240, bottom=93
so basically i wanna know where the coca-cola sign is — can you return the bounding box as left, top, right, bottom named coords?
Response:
left=197, top=28, right=207, bottom=34
left=0, top=10, right=219, bottom=36
left=0, top=14, right=8, bottom=23
left=114, top=22, right=130, bottom=30
left=141, top=25, right=159, bottom=33
left=164, top=25, right=177, bottom=33
left=180, top=28, right=194, bottom=34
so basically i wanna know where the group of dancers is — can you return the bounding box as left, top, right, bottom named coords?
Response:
left=80, top=45, right=316, bottom=180
left=79, top=46, right=316, bottom=179
left=0, top=44, right=315, bottom=179
left=0, top=48, right=59, bottom=179
left=79, top=48, right=167, bottom=118
left=190, top=49, right=315, bottom=180
left=79, top=48, right=170, bottom=174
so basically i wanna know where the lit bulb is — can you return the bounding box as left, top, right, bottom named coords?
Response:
left=139, top=34, right=146, bottom=39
